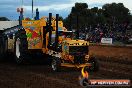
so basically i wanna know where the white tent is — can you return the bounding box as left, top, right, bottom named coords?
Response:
left=0, top=21, right=19, bottom=30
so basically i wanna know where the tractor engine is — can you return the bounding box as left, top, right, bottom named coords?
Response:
left=69, top=46, right=88, bottom=64
left=62, top=40, right=89, bottom=64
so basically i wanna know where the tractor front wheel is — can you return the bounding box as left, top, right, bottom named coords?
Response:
left=51, top=57, right=61, bottom=72
left=88, top=57, right=99, bottom=72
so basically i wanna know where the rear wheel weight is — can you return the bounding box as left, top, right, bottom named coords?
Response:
left=14, top=30, right=28, bottom=64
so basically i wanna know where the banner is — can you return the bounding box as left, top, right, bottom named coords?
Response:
left=101, top=38, right=112, bottom=44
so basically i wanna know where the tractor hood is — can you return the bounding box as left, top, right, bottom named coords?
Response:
left=64, top=40, right=89, bottom=46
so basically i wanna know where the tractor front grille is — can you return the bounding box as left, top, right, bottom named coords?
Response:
left=74, top=55, right=85, bottom=64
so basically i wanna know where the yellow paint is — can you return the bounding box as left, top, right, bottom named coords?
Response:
left=61, top=63, right=91, bottom=68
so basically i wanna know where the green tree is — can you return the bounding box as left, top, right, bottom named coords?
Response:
left=64, top=2, right=132, bottom=31
left=102, top=3, right=130, bottom=23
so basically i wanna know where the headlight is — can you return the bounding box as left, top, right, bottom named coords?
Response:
left=85, top=55, right=89, bottom=58
left=85, top=55, right=89, bottom=61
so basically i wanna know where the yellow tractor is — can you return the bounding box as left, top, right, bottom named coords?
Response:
left=1, top=9, right=99, bottom=72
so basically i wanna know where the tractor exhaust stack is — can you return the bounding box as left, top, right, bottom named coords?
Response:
left=55, top=14, right=59, bottom=51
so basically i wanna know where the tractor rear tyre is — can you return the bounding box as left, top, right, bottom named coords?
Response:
left=0, top=41, right=4, bottom=60
left=14, top=30, right=28, bottom=64
left=0, top=36, right=7, bottom=60
left=51, top=57, right=61, bottom=72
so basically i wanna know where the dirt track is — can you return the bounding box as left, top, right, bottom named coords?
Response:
left=89, top=45, right=132, bottom=64
left=0, top=45, right=131, bottom=88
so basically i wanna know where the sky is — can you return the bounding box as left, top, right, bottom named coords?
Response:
left=0, top=0, right=132, bottom=20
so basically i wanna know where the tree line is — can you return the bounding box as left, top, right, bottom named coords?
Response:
left=63, top=2, right=132, bottom=31
left=1, top=2, right=132, bottom=31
